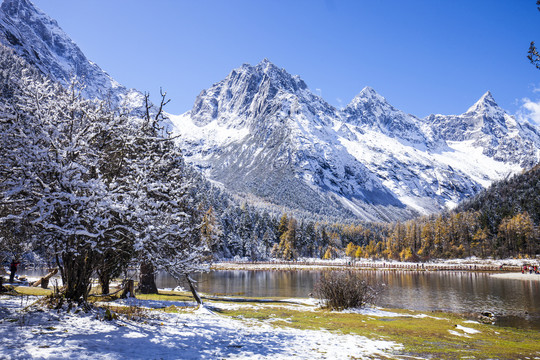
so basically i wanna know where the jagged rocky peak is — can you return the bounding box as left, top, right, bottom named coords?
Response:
left=426, top=90, right=540, bottom=168
left=2, top=0, right=31, bottom=18
left=350, top=86, right=388, bottom=105
left=2, top=0, right=38, bottom=18
left=251, top=58, right=308, bottom=91
left=342, top=86, right=434, bottom=147
left=465, top=91, right=504, bottom=116
left=190, top=58, right=327, bottom=127
left=344, top=86, right=400, bottom=123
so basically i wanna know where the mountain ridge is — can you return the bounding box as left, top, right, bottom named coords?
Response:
left=171, top=58, right=540, bottom=221
left=0, top=0, right=144, bottom=109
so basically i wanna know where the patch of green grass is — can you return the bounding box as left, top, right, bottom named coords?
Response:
left=214, top=301, right=540, bottom=359
left=13, top=286, right=53, bottom=296
left=134, top=290, right=194, bottom=303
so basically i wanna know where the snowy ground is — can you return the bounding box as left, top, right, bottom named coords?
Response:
left=0, top=295, right=402, bottom=360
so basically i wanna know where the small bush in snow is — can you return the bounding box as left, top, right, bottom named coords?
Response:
left=314, top=271, right=380, bottom=310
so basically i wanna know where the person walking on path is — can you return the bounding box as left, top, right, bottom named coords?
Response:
left=9, top=259, right=20, bottom=283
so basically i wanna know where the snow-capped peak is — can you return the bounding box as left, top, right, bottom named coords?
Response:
left=257, top=57, right=276, bottom=70
left=349, top=86, right=388, bottom=107
left=189, top=60, right=330, bottom=127
left=465, top=91, right=501, bottom=115
left=358, top=86, right=382, bottom=98
left=342, top=86, right=437, bottom=148
left=2, top=0, right=40, bottom=16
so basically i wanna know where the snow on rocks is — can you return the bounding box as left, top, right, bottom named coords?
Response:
left=0, top=295, right=402, bottom=359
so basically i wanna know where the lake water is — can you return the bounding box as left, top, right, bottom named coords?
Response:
left=158, top=269, right=540, bottom=329
left=20, top=268, right=540, bottom=329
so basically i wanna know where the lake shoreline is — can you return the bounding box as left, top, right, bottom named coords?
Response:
left=211, top=258, right=537, bottom=273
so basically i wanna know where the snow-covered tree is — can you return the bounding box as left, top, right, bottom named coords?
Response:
left=1, top=48, right=209, bottom=301
left=0, top=68, right=128, bottom=300
left=123, top=93, right=209, bottom=294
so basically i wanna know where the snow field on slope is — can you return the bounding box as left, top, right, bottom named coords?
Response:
left=435, top=140, right=522, bottom=188
left=338, top=125, right=522, bottom=211
left=168, top=112, right=250, bottom=152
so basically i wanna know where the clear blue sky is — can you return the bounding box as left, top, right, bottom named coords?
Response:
left=32, top=0, right=540, bottom=122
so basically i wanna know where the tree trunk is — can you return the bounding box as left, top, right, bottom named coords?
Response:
left=121, top=279, right=135, bottom=298
left=137, top=261, right=158, bottom=294
left=185, top=274, right=202, bottom=305
left=97, top=270, right=110, bottom=295
left=62, top=252, right=94, bottom=302
left=32, top=268, right=58, bottom=287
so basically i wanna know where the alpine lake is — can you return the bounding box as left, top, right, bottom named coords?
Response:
left=157, top=268, right=540, bottom=330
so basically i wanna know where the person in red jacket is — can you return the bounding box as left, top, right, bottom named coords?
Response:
left=9, top=260, right=20, bottom=283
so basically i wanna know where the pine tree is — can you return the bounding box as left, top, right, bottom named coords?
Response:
left=345, top=242, right=357, bottom=259
left=275, top=217, right=298, bottom=260
left=277, top=213, right=289, bottom=239
left=200, top=207, right=222, bottom=254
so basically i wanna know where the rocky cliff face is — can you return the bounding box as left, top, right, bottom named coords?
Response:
left=170, top=60, right=540, bottom=221
left=0, top=0, right=143, bottom=108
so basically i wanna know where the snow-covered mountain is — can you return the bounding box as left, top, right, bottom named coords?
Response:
left=342, top=86, right=441, bottom=151
left=170, top=60, right=415, bottom=221
left=0, top=0, right=143, bottom=108
left=3, top=0, right=538, bottom=222
left=170, top=60, right=540, bottom=221
left=427, top=91, right=540, bottom=169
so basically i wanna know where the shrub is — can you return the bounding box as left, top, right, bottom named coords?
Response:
left=314, top=271, right=381, bottom=310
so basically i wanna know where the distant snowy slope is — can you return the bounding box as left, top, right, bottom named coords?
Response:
left=427, top=91, right=540, bottom=169
left=0, top=0, right=143, bottom=108
left=342, top=86, right=441, bottom=150
left=171, top=60, right=540, bottom=221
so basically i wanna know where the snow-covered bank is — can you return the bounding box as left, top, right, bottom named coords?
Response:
left=490, top=273, right=540, bottom=281
left=0, top=295, right=401, bottom=359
